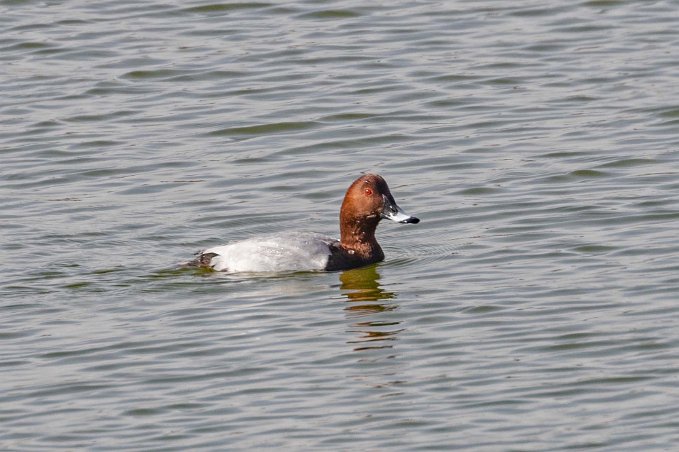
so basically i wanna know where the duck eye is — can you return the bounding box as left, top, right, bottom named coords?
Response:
left=364, top=188, right=373, bottom=196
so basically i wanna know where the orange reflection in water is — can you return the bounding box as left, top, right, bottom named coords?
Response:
left=339, top=265, right=403, bottom=351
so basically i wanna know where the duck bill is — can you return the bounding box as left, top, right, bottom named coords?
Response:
left=381, top=195, right=420, bottom=224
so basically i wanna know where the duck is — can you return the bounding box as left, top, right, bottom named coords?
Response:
left=189, top=173, right=419, bottom=272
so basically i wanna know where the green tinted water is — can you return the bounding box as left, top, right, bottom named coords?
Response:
left=2, top=0, right=679, bottom=449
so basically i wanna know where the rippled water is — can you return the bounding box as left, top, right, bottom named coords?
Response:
left=2, top=0, right=679, bottom=449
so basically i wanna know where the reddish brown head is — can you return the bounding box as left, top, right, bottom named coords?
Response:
left=339, top=174, right=419, bottom=249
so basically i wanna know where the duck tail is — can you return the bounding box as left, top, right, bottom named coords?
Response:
left=183, top=251, right=219, bottom=268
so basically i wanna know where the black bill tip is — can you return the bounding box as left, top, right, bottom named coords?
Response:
left=400, top=216, right=420, bottom=224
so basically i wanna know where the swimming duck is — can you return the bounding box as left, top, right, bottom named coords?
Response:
left=189, top=173, right=419, bottom=272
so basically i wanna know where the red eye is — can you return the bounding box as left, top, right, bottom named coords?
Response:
left=364, top=188, right=373, bottom=196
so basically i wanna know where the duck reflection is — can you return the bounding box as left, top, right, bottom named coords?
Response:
left=339, top=265, right=404, bottom=351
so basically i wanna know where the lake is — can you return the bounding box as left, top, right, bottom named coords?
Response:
left=2, top=0, right=679, bottom=449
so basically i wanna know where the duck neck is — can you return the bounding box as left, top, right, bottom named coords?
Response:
left=339, top=216, right=383, bottom=260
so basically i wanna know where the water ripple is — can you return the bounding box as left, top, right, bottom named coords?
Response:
left=2, top=0, right=679, bottom=450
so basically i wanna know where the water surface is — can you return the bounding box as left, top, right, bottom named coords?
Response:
left=2, top=0, right=679, bottom=449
